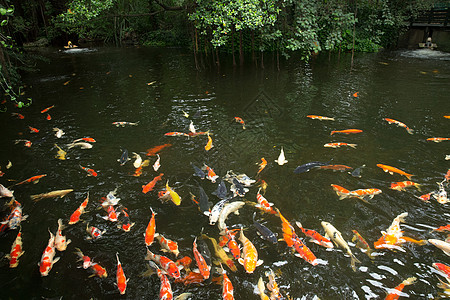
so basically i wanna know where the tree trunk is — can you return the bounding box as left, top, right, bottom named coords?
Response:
left=239, top=30, right=244, bottom=66
left=351, top=6, right=357, bottom=69
left=276, top=49, right=280, bottom=71
left=261, top=51, right=264, bottom=69
left=231, top=26, right=236, bottom=66
left=216, top=48, right=220, bottom=68
left=251, top=31, right=255, bottom=64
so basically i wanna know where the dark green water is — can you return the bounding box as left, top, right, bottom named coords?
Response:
left=1, top=46, right=449, bottom=299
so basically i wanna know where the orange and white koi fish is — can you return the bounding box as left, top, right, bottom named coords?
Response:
left=385, top=277, right=416, bottom=300
left=324, top=142, right=357, bottom=149
left=255, top=188, right=277, bottom=215
left=164, top=132, right=189, bottom=137
left=306, top=115, right=335, bottom=121
left=238, top=229, right=263, bottom=273
left=69, top=193, right=89, bottom=224
left=1, top=201, right=28, bottom=231
left=434, top=263, right=450, bottom=279
left=145, top=249, right=181, bottom=279
left=142, top=173, right=164, bottom=194
left=145, top=207, right=157, bottom=246
left=224, top=228, right=241, bottom=260
left=86, top=222, right=106, bottom=240
left=112, top=121, right=139, bottom=127
left=28, top=126, right=39, bottom=133
left=377, top=164, right=414, bottom=179
left=6, top=228, right=24, bottom=268
left=275, top=147, right=288, bottom=166
left=296, top=222, right=333, bottom=248
left=265, top=269, right=282, bottom=300
left=74, top=247, right=93, bottom=269
left=90, top=262, right=108, bottom=278
left=321, top=221, right=360, bottom=271
left=427, top=137, right=450, bottom=143
left=256, top=158, right=267, bottom=175
left=11, top=112, right=24, bottom=119
left=331, top=184, right=351, bottom=199
left=12, top=174, right=47, bottom=186
left=290, top=232, right=318, bottom=266
left=165, top=181, right=181, bottom=206
left=155, top=233, right=179, bottom=257
left=133, top=166, right=143, bottom=177
left=14, top=139, right=32, bottom=147
left=433, top=224, right=450, bottom=232
left=383, top=118, right=413, bottom=134
left=416, top=192, right=433, bottom=202
left=205, top=134, right=213, bottom=151
left=234, top=117, right=246, bottom=129
left=390, top=181, right=421, bottom=191
left=149, top=261, right=173, bottom=299
left=102, top=205, right=119, bottom=222
left=319, top=164, right=353, bottom=171
left=80, top=165, right=98, bottom=177
left=46, top=114, right=51, bottom=120
left=204, top=164, right=219, bottom=183
left=41, top=105, right=55, bottom=113
left=221, top=265, right=234, bottom=300
left=118, top=208, right=135, bottom=232
left=39, top=230, right=60, bottom=276
left=193, top=237, right=210, bottom=279
left=174, top=271, right=205, bottom=285
left=55, top=219, right=71, bottom=251
left=351, top=230, right=374, bottom=259
left=116, top=253, right=128, bottom=295
left=153, top=154, right=161, bottom=171
left=347, top=188, right=383, bottom=202
left=73, top=137, right=96, bottom=143
left=428, top=239, right=450, bottom=256
left=330, top=129, right=363, bottom=135
left=146, top=143, right=172, bottom=156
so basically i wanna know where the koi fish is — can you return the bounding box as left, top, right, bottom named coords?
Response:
left=29, top=126, right=39, bottom=133
left=324, top=142, right=357, bottom=149
left=377, top=164, right=414, bottom=179
left=133, top=166, right=143, bottom=177
left=153, top=154, right=161, bottom=171
left=148, top=261, right=173, bottom=299
left=296, top=221, right=333, bottom=248
left=416, top=193, right=433, bottom=202
left=145, top=207, right=157, bottom=246
left=41, top=105, right=55, bottom=113
left=53, top=127, right=64, bottom=138
left=212, top=179, right=228, bottom=200
left=165, top=132, right=189, bottom=137
left=67, top=142, right=93, bottom=149
left=238, top=229, right=263, bottom=273
left=193, top=236, right=210, bottom=279
left=277, top=209, right=295, bottom=247
left=189, top=121, right=196, bottom=133
left=102, top=189, right=121, bottom=207
left=174, top=271, right=205, bottom=285
left=256, top=157, right=267, bottom=175
left=116, top=253, right=128, bottom=295
left=291, top=232, right=318, bottom=266
left=331, top=184, right=351, bottom=199
left=102, top=205, right=119, bottom=222
left=427, top=137, right=450, bottom=143
left=191, top=186, right=211, bottom=216
left=46, top=114, right=51, bottom=120
left=12, top=174, right=47, bottom=186
left=6, top=228, right=24, bottom=268
left=14, top=139, right=32, bottom=147
left=155, top=233, right=179, bottom=257
left=118, top=149, right=130, bottom=166
left=433, top=224, right=450, bottom=232
left=257, top=277, right=270, bottom=300
left=390, top=181, right=421, bottom=191
left=204, top=133, right=213, bottom=151
left=234, top=117, right=246, bottom=129
left=201, top=234, right=237, bottom=272
left=321, top=221, right=360, bottom=271
left=176, top=256, right=192, bottom=271
left=145, top=249, right=181, bottom=279
left=224, top=228, right=241, bottom=260
left=86, top=223, right=106, bottom=240
left=253, top=213, right=278, bottom=244
left=428, top=239, right=450, bottom=256
left=30, top=189, right=73, bottom=202
left=39, top=230, right=60, bottom=276
left=54, top=144, right=67, bottom=160
left=319, top=164, right=353, bottom=171
left=118, top=208, right=135, bottom=232
left=351, top=230, right=374, bottom=259
left=90, top=262, right=108, bottom=278
left=55, top=218, right=71, bottom=251
left=0, top=201, right=28, bottom=231
left=80, top=165, right=98, bottom=177
left=192, top=163, right=206, bottom=179
left=433, top=263, right=450, bottom=278
left=112, top=121, right=139, bottom=127
left=330, top=129, right=363, bottom=135
left=142, top=173, right=164, bottom=194
left=352, top=92, right=359, bottom=97
left=11, top=112, right=24, bottom=119
left=434, top=181, right=449, bottom=204
left=347, top=188, right=382, bottom=202
left=221, top=265, right=234, bottom=300
left=383, top=118, right=414, bottom=134
left=146, top=143, right=172, bottom=156
left=0, top=184, right=13, bottom=198
left=275, top=147, right=288, bottom=165
left=374, top=212, right=410, bottom=250
left=218, top=201, right=245, bottom=234
left=265, top=269, right=282, bottom=300
left=73, top=137, right=96, bottom=143
left=209, top=198, right=230, bottom=225
left=306, top=115, right=335, bottom=121
left=385, top=277, right=416, bottom=300
left=74, top=247, right=92, bottom=269
left=202, top=164, right=218, bottom=183
left=165, top=181, right=181, bottom=206
left=294, top=161, right=329, bottom=174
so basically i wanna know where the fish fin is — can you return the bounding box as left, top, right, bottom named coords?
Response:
left=349, top=144, right=357, bottom=149
left=238, top=258, right=244, bottom=266
left=407, top=128, right=414, bottom=134
left=256, top=259, right=264, bottom=266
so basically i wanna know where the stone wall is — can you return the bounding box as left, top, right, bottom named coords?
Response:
left=398, top=27, right=450, bottom=51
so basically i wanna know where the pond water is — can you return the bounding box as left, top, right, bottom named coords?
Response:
left=1, top=46, right=449, bottom=299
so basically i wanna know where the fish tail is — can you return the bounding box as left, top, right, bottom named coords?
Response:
left=398, top=212, right=408, bottom=223
left=350, top=253, right=361, bottom=272
left=406, top=128, right=414, bottom=134
left=30, top=194, right=43, bottom=202
left=402, top=277, right=417, bottom=286
left=330, top=131, right=335, bottom=136
left=405, top=174, right=414, bottom=180
left=338, top=193, right=349, bottom=200
left=349, top=144, right=357, bottom=149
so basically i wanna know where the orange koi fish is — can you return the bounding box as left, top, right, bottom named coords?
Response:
left=265, top=269, right=282, bottom=300
left=165, top=132, right=188, bottom=137
left=347, top=188, right=382, bottom=202
left=291, top=232, right=318, bottom=266
left=324, top=142, right=357, bottom=149
left=80, top=165, right=98, bottom=177
left=55, top=219, right=71, bottom=251
left=69, top=193, right=89, bottom=224
left=28, top=126, right=39, bottom=133
left=41, top=105, right=55, bottom=113
left=14, top=139, right=32, bottom=147
left=330, top=129, right=363, bottom=135
left=374, top=212, right=413, bottom=250
left=224, top=228, right=241, bottom=260
left=257, top=157, right=267, bottom=175
left=74, top=247, right=93, bottom=269
left=353, top=92, right=359, bottom=97
left=155, top=233, right=179, bottom=257
left=296, top=222, right=333, bottom=248
left=427, top=137, right=450, bottom=143
left=145, top=249, right=181, bottom=279
left=433, top=224, right=450, bottom=232
left=150, top=261, right=173, bottom=299
left=444, top=116, right=450, bottom=119
left=118, top=208, right=135, bottom=232
left=174, top=271, right=205, bottom=285
left=204, top=164, right=219, bottom=183
left=221, top=265, right=234, bottom=300
left=434, top=263, right=450, bottom=278
left=352, top=230, right=374, bottom=259
left=385, top=277, right=416, bottom=300
left=390, top=181, right=421, bottom=191
left=256, top=188, right=277, bottom=215
left=142, top=173, right=164, bottom=194
left=331, top=184, right=351, bottom=199
left=90, top=262, right=107, bottom=278
left=39, top=230, right=60, bottom=276
left=175, top=256, right=192, bottom=270
left=193, top=237, right=210, bottom=279
left=6, top=228, right=24, bottom=268
left=102, top=205, right=119, bottom=222
left=234, top=117, right=246, bottom=129
left=146, top=143, right=172, bottom=156
left=13, top=174, right=47, bottom=186
left=115, top=253, right=128, bottom=295
left=377, top=164, right=414, bottom=179
left=145, top=208, right=157, bottom=246
left=73, top=137, right=96, bottom=143
left=319, top=165, right=353, bottom=171
left=277, top=209, right=295, bottom=247
left=383, top=118, right=413, bottom=134
left=205, top=134, right=213, bottom=151
left=416, top=193, right=432, bottom=202
left=187, top=131, right=210, bottom=137
left=238, top=229, right=263, bottom=273
left=11, top=113, right=24, bottom=119
left=306, top=115, right=335, bottom=121
left=445, top=169, right=450, bottom=181
left=46, top=114, right=51, bottom=120
left=133, top=166, right=143, bottom=177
